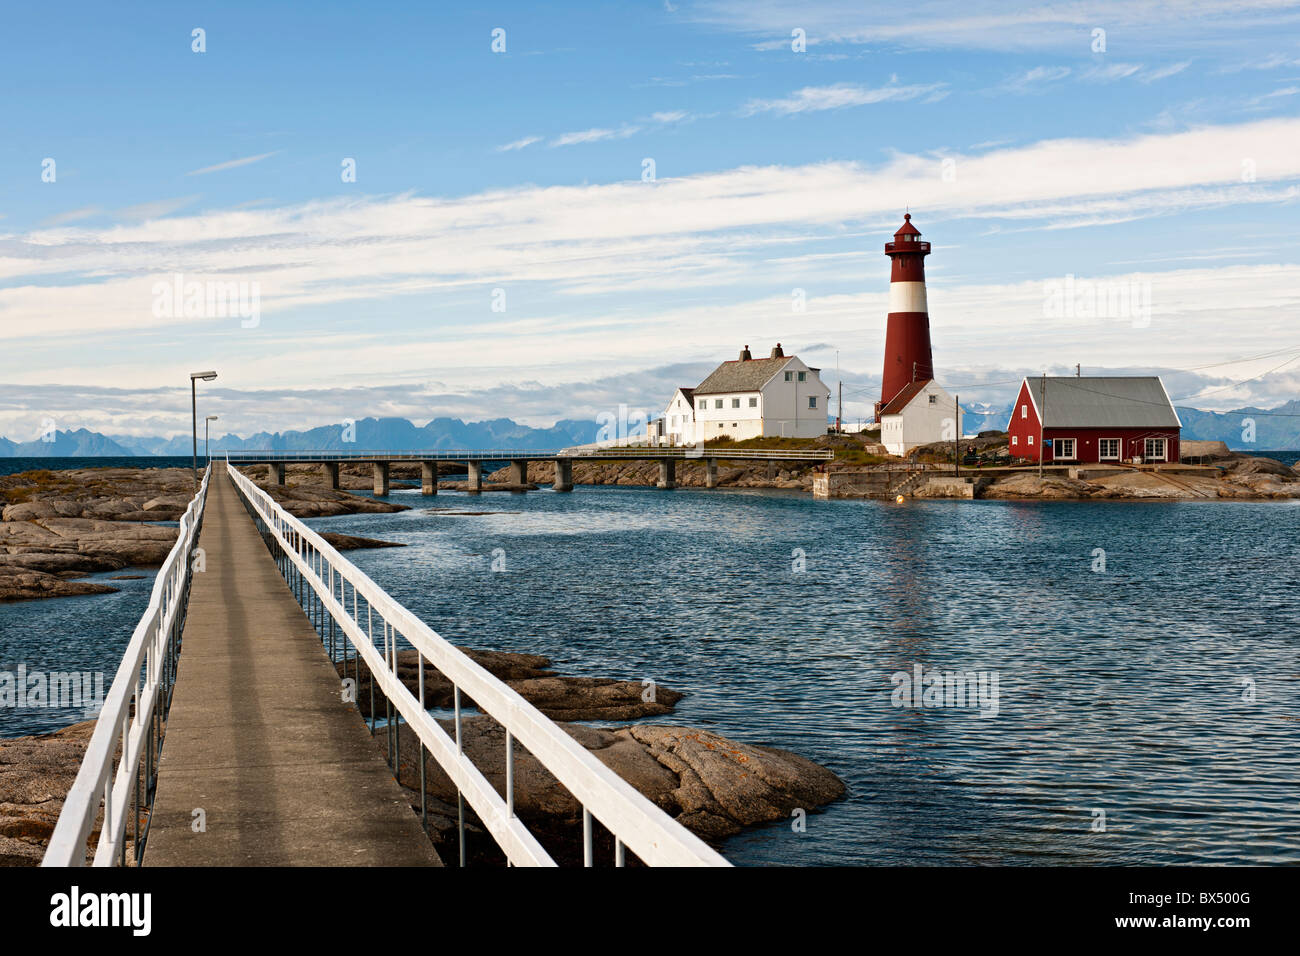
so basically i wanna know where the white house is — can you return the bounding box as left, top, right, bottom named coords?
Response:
left=656, top=387, right=697, bottom=445
left=878, top=379, right=963, bottom=456
left=687, top=344, right=831, bottom=441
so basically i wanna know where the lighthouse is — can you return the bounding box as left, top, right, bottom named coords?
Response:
left=876, top=213, right=934, bottom=419
left=873, top=214, right=960, bottom=455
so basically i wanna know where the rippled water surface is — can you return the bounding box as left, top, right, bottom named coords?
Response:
left=5, top=480, right=1299, bottom=865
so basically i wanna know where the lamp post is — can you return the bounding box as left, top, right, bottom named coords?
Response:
left=205, top=415, right=218, bottom=463
left=190, top=371, right=218, bottom=483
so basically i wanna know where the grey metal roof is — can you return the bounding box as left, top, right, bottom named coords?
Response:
left=694, top=357, right=789, bottom=395
left=1026, top=376, right=1181, bottom=429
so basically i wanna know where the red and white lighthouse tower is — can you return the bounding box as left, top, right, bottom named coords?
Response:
left=876, top=213, right=934, bottom=420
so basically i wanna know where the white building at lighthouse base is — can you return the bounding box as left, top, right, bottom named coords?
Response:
left=878, top=379, right=963, bottom=456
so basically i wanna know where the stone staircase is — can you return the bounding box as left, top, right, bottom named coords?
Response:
left=888, top=470, right=929, bottom=498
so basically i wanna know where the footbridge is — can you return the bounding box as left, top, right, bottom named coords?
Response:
left=42, top=463, right=729, bottom=868
left=222, top=446, right=833, bottom=494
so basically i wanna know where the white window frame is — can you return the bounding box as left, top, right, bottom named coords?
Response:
left=1052, top=438, right=1076, bottom=460
left=748, top=397, right=757, bottom=408
left=784, top=371, right=793, bottom=382
left=1144, top=437, right=1167, bottom=461
left=1028, top=435, right=1034, bottom=446
left=1098, top=437, right=1120, bottom=460
left=731, top=398, right=740, bottom=408
left=714, top=399, right=723, bottom=409
left=808, top=396, right=817, bottom=409
left=1021, top=405, right=1027, bottom=419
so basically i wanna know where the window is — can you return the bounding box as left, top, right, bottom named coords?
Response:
left=748, top=397, right=757, bottom=407
left=698, top=400, right=706, bottom=410
left=798, top=371, right=807, bottom=382
left=1011, top=435, right=1018, bottom=446
left=1144, top=438, right=1167, bottom=461
left=1028, top=435, right=1034, bottom=445
left=714, top=399, right=723, bottom=409
left=1021, top=405, right=1027, bottom=419
left=928, top=395, right=937, bottom=405
left=732, top=398, right=740, bottom=408
left=808, top=396, right=817, bottom=409
left=1052, top=438, right=1076, bottom=460
left=1099, top=438, right=1120, bottom=460
left=784, top=371, right=793, bottom=382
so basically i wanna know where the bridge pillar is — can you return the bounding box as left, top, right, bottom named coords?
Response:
left=657, top=459, right=676, bottom=489
left=372, top=462, right=390, bottom=496
left=269, top=462, right=286, bottom=485
left=467, top=462, right=483, bottom=494
left=323, top=461, right=340, bottom=490
left=509, top=459, right=529, bottom=487
left=767, top=460, right=777, bottom=480
left=420, top=461, right=438, bottom=495
left=553, top=458, right=573, bottom=492
left=705, top=458, right=718, bottom=489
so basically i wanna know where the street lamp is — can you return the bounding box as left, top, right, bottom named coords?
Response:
left=205, top=415, right=218, bottom=463
left=190, top=371, right=218, bottom=483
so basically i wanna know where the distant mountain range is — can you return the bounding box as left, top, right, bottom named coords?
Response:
left=1, top=403, right=1297, bottom=456
left=0, top=417, right=603, bottom=457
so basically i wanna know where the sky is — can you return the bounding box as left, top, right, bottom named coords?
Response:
left=2, top=0, right=1300, bottom=440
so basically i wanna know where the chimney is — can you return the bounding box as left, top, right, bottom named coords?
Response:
left=739, top=344, right=752, bottom=361
left=770, top=343, right=784, bottom=359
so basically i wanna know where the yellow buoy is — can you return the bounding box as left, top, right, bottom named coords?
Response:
left=895, top=494, right=905, bottom=503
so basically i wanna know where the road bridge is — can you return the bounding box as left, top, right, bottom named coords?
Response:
left=222, top=446, right=833, bottom=494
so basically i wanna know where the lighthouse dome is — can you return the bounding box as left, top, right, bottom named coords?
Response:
left=893, top=213, right=921, bottom=239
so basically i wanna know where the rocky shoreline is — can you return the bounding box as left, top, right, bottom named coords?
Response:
left=1, top=645, right=845, bottom=867
left=918, top=455, right=1300, bottom=501
left=0, top=467, right=407, bottom=602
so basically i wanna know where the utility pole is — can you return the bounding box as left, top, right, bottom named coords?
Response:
left=836, top=350, right=842, bottom=434
left=954, top=393, right=960, bottom=476
left=1076, top=363, right=1080, bottom=377
left=1038, top=373, right=1046, bottom=479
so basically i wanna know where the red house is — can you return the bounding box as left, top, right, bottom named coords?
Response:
left=1007, top=376, right=1182, bottom=464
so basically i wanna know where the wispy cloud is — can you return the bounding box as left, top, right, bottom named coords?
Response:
left=40, top=206, right=103, bottom=227
left=185, top=150, right=281, bottom=176
left=1142, top=60, right=1192, bottom=82
left=549, top=125, right=642, bottom=147
left=114, top=195, right=202, bottom=221
left=996, top=66, right=1072, bottom=94
left=741, top=81, right=946, bottom=115
left=496, top=135, right=542, bottom=152
left=693, top=0, right=1300, bottom=55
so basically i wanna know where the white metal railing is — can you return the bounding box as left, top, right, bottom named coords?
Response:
left=225, top=462, right=729, bottom=867
left=42, top=465, right=212, bottom=867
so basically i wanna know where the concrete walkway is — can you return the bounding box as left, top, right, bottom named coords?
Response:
left=144, top=469, right=440, bottom=866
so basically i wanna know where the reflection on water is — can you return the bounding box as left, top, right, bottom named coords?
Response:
left=4, top=482, right=1298, bottom=865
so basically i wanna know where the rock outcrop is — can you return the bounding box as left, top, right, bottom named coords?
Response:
left=0, top=721, right=112, bottom=866
left=374, top=714, right=845, bottom=864
left=338, top=647, right=682, bottom=721
left=0, top=466, right=408, bottom=601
